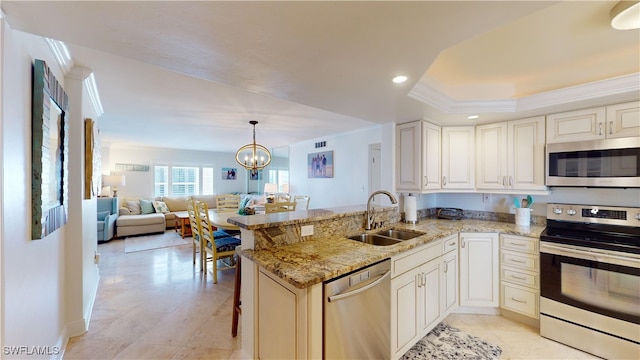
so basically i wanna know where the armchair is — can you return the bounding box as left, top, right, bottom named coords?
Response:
left=97, top=197, right=119, bottom=242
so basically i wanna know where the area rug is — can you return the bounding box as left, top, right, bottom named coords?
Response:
left=124, top=231, right=191, bottom=253
left=401, top=322, right=502, bottom=360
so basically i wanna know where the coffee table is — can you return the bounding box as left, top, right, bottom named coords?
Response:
left=174, top=211, right=192, bottom=238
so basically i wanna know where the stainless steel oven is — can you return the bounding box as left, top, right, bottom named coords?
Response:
left=540, top=203, right=640, bottom=359
left=546, top=138, right=640, bottom=188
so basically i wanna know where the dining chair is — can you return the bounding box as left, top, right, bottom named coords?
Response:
left=186, top=199, right=203, bottom=270
left=195, top=200, right=241, bottom=284
left=216, top=194, right=241, bottom=211
left=265, top=200, right=297, bottom=213
left=293, top=195, right=310, bottom=210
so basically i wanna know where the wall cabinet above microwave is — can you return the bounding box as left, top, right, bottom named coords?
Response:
left=546, top=101, right=640, bottom=143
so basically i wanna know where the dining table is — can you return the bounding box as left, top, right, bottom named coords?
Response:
left=208, top=209, right=241, bottom=231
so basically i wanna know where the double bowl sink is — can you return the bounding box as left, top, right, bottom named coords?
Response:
left=348, top=229, right=423, bottom=246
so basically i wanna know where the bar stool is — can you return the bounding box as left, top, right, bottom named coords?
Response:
left=232, top=245, right=242, bottom=337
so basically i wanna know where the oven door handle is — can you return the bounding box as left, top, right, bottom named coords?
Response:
left=541, top=243, right=598, bottom=261
left=541, top=242, right=640, bottom=268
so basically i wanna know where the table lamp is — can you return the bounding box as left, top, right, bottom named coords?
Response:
left=103, top=175, right=126, bottom=197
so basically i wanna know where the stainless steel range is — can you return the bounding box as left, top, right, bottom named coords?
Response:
left=540, top=203, right=640, bottom=359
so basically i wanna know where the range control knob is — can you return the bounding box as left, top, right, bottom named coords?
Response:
left=553, top=207, right=563, bottom=215
left=635, top=212, right=640, bottom=220
left=567, top=209, right=577, bottom=216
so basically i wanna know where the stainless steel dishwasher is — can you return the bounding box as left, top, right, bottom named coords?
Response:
left=324, top=259, right=391, bottom=359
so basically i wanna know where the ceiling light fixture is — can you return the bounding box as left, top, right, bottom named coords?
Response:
left=392, top=75, right=408, bottom=84
left=467, top=115, right=479, bottom=120
left=236, top=121, right=272, bottom=171
left=610, top=1, right=640, bottom=30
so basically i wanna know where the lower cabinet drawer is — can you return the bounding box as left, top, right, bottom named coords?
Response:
left=500, top=250, right=538, bottom=272
left=501, top=282, right=538, bottom=319
left=501, top=267, right=538, bottom=288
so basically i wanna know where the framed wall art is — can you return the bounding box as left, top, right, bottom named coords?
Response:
left=32, top=59, right=69, bottom=239
left=308, top=150, right=333, bottom=178
left=222, top=167, right=237, bottom=180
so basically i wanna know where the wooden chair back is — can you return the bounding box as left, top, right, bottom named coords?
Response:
left=187, top=199, right=203, bottom=270
left=265, top=201, right=297, bottom=213
left=216, top=194, right=241, bottom=211
left=293, top=195, right=310, bottom=210
left=195, top=200, right=239, bottom=283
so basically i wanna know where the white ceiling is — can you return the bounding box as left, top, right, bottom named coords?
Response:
left=2, top=1, right=639, bottom=152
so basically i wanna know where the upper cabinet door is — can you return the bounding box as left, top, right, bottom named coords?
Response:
left=476, top=122, right=508, bottom=190
left=606, top=101, right=640, bottom=139
left=396, top=121, right=422, bottom=191
left=442, top=126, right=475, bottom=189
left=508, top=116, right=546, bottom=191
left=396, top=120, right=441, bottom=192
left=546, top=107, right=606, bottom=143
left=422, top=122, right=441, bottom=190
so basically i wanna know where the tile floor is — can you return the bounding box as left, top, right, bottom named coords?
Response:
left=65, top=232, right=599, bottom=359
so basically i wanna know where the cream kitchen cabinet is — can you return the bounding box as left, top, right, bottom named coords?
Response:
left=441, top=234, right=459, bottom=315
left=476, top=116, right=546, bottom=192
left=442, top=126, right=475, bottom=190
left=390, top=239, right=443, bottom=359
left=459, top=232, right=499, bottom=308
left=546, top=101, right=640, bottom=143
left=500, top=234, right=540, bottom=319
left=257, top=268, right=322, bottom=359
left=396, top=120, right=441, bottom=191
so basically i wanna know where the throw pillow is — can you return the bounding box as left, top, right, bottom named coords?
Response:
left=126, top=200, right=142, bottom=215
left=140, top=199, right=155, bottom=214
left=152, top=200, right=170, bottom=214
left=97, top=211, right=109, bottom=221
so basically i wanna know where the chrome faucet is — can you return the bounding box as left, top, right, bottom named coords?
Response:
left=366, top=190, right=398, bottom=230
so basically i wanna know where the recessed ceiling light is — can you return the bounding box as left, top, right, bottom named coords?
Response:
left=467, top=115, right=479, bottom=120
left=611, top=1, right=640, bottom=30
left=392, top=75, right=408, bottom=84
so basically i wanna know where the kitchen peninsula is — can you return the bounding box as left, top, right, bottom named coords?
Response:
left=228, top=206, right=545, bottom=359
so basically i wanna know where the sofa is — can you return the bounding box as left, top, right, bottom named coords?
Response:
left=97, top=197, right=119, bottom=242
left=115, top=194, right=265, bottom=237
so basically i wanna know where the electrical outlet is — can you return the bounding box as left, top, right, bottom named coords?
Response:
left=301, top=224, right=314, bottom=237
left=482, top=193, right=491, bottom=203
left=94, top=250, right=101, bottom=264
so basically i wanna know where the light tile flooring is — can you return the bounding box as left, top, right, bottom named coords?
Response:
left=65, top=232, right=599, bottom=359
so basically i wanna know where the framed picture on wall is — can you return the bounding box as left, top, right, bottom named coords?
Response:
left=308, top=150, right=333, bottom=178
left=222, top=167, right=237, bottom=180
left=250, top=169, right=263, bottom=180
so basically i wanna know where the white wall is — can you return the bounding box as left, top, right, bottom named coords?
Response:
left=1, top=24, right=100, bottom=357
left=289, top=124, right=395, bottom=209
left=2, top=25, right=67, bottom=355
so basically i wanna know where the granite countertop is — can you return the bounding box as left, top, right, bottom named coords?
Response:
left=242, top=218, right=545, bottom=289
left=227, top=205, right=369, bottom=230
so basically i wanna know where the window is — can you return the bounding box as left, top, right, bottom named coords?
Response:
left=172, top=166, right=198, bottom=196
left=155, top=166, right=169, bottom=197
left=267, top=169, right=289, bottom=193
left=154, top=165, right=215, bottom=197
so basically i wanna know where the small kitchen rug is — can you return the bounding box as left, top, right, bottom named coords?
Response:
left=401, top=322, right=502, bottom=360
left=124, top=231, right=191, bottom=253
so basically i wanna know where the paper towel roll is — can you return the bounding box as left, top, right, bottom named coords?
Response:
left=404, top=195, right=417, bottom=223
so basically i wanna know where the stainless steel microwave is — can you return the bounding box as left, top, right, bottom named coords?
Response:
left=546, top=137, right=640, bottom=188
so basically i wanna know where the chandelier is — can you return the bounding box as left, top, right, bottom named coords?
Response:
left=235, top=121, right=272, bottom=171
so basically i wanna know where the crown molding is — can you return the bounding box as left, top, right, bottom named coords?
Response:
left=409, top=73, right=640, bottom=114
left=44, top=38, right=73, bottom=74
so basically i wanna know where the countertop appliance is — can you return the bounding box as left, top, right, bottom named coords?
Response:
left=324, top=259, right=391, bottom=359
left=539, top=203, right=640, bottom=359
left=546, top=137, right=640, bottom=188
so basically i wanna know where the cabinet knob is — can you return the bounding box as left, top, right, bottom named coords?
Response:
left=598, top=122, right=603, bottom=136
left=609, top=121, right=613, bottom=135
left=424, top=176, right=428, bottom=186
left=442, top=176, right=447, bottom=186
left=460, top=238, right=465, bottom=248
